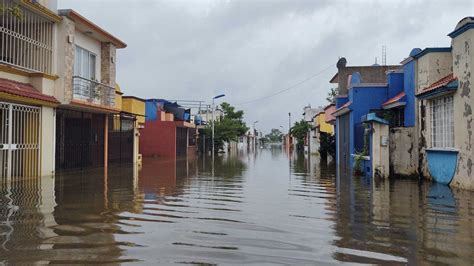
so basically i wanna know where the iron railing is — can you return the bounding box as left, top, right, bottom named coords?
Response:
left=0, top=0, right=54, bottom=74
left=72, top=76, right=116, bottom=107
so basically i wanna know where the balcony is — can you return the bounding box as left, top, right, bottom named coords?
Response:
left=72, top=76, right=115, bottom=107
left=0, top=0, right=54, bottom=74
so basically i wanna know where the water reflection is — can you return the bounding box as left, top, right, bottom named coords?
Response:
left=0, top=150, right=473, bottom=264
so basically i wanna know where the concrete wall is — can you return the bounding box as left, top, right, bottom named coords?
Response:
left=334, top=65, right=400, bottom=95
left=40, top=106, right=56, bottom=176
left=140, top=121, right=176, bottom=158
left=372, top=123, right=390, bottom=179
left=389, top=127, right=418, bottom=176
left=451, top=26, right=474, bottom=190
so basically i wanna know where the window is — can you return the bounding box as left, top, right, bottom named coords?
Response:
left=430, top=96, right=454, bottom=148
left=387, top=108, right=404, bottom=128
left=74, top=46, right=97, bottom=80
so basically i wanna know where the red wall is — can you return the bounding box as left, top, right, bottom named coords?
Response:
left=140, top=121, right=176, bottom=158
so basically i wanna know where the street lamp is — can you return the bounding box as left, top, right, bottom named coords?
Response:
left=212, top=94, right=225, bottom=159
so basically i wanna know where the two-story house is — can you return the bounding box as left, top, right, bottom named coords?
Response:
left=54, top=9, right=126, bottom=171
left=0, top=0, right=61, bottom=180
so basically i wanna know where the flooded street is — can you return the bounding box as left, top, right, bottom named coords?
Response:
left=1, top=147, right=473, bottom=265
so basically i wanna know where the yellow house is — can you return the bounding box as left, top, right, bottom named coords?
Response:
left=315, top=112, right=334, bottom=135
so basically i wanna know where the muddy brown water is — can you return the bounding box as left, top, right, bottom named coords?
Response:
left=0, top=147, right=473, bottom=264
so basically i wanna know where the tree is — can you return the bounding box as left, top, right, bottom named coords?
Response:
left=290, top=119, right=311, bottom=151
left=326, top=88, right=339, bottom=104
left=264, top=128, right=283, bottom=143
left=203, top=102, right=249, bottom=152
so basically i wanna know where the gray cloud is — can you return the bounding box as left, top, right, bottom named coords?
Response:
left=59, top=0, right=473, bottom=133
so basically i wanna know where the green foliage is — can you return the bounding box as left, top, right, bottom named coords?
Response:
left=326, top=88, right=339, bottom=103
left=290, top=119, right=311, bottom=150
left=319, top=132, right=336, bottom=159
left=264, top=128, right=283, bottom=143
left=203, top=102, right=249, bottom=152
left=353, top=153, right=365, bottom=174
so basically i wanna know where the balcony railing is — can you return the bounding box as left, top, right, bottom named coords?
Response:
left=72, top=76, right=115, bottom=107
left=0, top=0, right=54, bottom=74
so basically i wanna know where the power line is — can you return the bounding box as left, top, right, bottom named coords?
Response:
left=236, top=63, right=334, bottom=105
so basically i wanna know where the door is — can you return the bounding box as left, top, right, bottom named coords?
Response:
left=55, top=109, right=104, bottom=171
left=176, top=127, right=187, bottom=157
left=338, top=113, right=350, bottom=170
left=0, top=102, right=41, bottom=181
left=108, top=114, right=134, bottom=164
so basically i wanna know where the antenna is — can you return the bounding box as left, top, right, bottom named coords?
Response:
left=382, top=45, right=387, bottom=65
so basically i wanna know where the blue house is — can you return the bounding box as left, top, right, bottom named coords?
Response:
left=332, top=50, right=420, bottom=177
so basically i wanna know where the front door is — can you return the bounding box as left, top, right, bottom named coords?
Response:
left=0, top=102, right=41, bottom=181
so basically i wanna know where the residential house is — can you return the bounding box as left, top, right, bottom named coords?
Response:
left=107, top=91, right=145, bottom=165
left=0, top=0, right=61, bottom=180
left=121, top=96, right=145, bottom=164
left=140, top=99, right=197, bottom=159
left=313, top=105, right=335, bottom=159
left=54, top=9, right=126, bottom=171
left=331, top=58, right=401, bottom=172
left=414, top=17, right=474, bottom=190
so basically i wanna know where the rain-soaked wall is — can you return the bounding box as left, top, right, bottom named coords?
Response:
left=415, top=51, right=453, bottom=179
left=389, top=127, right=418, bottom=176
left=451, top=25, right=474, bottom=190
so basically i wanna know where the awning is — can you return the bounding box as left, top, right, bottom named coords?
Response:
left=331, top=101, right=352, bottom=117
left=416, top=74, right=458, bottom=100
left=383, top=92, right=406, bottom=109
left=0, top=78, right=59, bottom=106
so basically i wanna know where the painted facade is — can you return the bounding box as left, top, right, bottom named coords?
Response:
left=0, top=0, right=61, bottom=179
left=413, top=17, right=474, bottom=190
left=54, top=9, right=126, bottom=171
left=140, top=99, right=197, bottom=159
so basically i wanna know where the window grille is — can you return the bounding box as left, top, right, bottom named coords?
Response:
left=430, top=96, right=454, bottom=148
left=0, top=0, right=54, bottom=74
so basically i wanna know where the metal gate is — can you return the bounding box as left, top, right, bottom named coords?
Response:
left=108, top=114, right=134, bottom=164
left=0, top=102, right=41, bottom=181
left=338, top=113, right=350, bottom=170
left=176, top=127, right=188, bottom=157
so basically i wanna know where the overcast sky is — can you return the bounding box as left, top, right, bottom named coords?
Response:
left=59, top=0, right=473, bottom=133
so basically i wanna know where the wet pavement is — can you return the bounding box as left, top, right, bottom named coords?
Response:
left=0, top=146, right=473, bottom=264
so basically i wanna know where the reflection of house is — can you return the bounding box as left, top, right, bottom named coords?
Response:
left=140, top=99, right=197, bottom=159
left=0, top=0, right=61, bottom=179
left=54, top=9, right=126, bottom=171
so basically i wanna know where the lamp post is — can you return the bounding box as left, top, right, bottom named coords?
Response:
left=212, top=94, right=225, bottom=160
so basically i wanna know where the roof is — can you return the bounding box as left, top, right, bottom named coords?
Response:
left=122, top=95, right=146, bottom=102
left=448, top=17, right=474, bottom=38
left=382, top=92, right=406, bottom=107
left=417, top=73, right=457, bottom=96
left=332, top=101, right=352, bottom=117
left=412, top=47, right=452, bottom=59
left=58, top=9, right=127, bottom=49
left=362, top=113, right=389, bottom=125
left=416, top=74, right=458, bottom=100
left=0, top=78, right=59, bottom=105
left=324, top=105, right=336, bottom=123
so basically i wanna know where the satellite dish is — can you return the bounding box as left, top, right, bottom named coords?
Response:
left=336, top=57, right=347, bottom=69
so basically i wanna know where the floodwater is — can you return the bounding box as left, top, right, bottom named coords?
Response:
left=1, top=147, right=473, bottom=265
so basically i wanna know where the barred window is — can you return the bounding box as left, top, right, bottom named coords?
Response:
left=430, top=96, right=454, bottom=148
